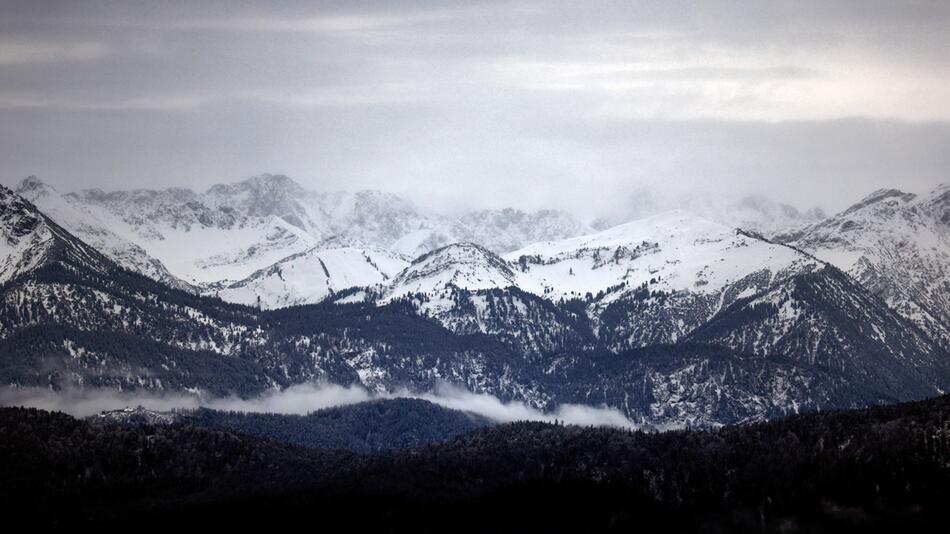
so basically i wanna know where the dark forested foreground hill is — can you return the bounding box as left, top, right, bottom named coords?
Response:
left=173, top=398, right=492, bottom=452
left=2, top=395, right=949, bottom=532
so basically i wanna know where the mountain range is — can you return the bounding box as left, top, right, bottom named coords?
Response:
left=1, top=174, right=948, bottom=428
left=17, top=174, right=589, bottom=288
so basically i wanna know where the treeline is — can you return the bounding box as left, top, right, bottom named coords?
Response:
left=1, top=394, right=948, bottom=531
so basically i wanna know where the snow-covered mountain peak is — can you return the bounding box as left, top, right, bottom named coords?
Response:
left=70, top=186, right=201, bottom=212
left=386, top=242, right=519, bottom=300
left=325, top=189, right=446, bottom=252
left=16, top=177, right=82, bottom=215
left=920, top=182, right=950, bottom=202
left=0, top=184, right=42, bottom=237
left=592, top=190, right=826, bottom=238
left=455, top=207, right=591, bottom=253
left=351, top=189, right=412, bottom=206
left=206, top=173, right=306, bottom=197
left=15, top=175, right=56, bottom=198
left=509, top=209, right=818, bottom=302
left=914, top=183, right=949, bottom=222
left=61, top=180, right=319, bottom=285
left=204, top=173, right=314, bottom=231
left=603, top=209, right=723, bottom=236
left=792, top=185, right=943, bottom=265
left=13, top=177, right=194, bottom=291
left=790, top=182, right=950, bottom=347
left=0, top=185, right=111, bottom=283
left=53, top=174, right=603, bottom=284
left=215, top=244, right=409, bottom=309
left=733, top=195, right=827, bottom=235
left=516, top=210, right=731, bottom=255
left=843, top=188, right=917, bottom=215
left=415, top=241, right=510, bottom=262
left=737, top=195, right=799, bottom=217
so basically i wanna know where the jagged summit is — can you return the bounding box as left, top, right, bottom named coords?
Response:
left=69, top=185, right=200, bottom=208
left=206, top=173, right=305, bottom=194
left=63, top=177, right=317, bottom=284
left=204, top=173, right=314, bottom=231
left=1, top=184, right=42, bottom=236
left=15, top=175, right=53, bottom=195
left=13, top=176, right=193, bottom=291
left=0, top=185, right=111, bottom=283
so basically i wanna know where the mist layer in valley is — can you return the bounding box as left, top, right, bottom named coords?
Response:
left=0, top=381, right=638, bottom=429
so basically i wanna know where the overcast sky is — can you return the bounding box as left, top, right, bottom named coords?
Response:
left=1, top=0, right=949, bottom=216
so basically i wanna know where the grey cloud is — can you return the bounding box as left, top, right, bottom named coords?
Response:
left=0, top=1, right=948, bottom=216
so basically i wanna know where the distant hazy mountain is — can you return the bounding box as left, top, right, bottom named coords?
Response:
left=56, top=174, right=587, bottom=286
left=65, top=178, right=318, bottom=285
left=456, top=208, right=591, bottom=255
left=592, top=189, right=826, bottom=238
